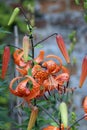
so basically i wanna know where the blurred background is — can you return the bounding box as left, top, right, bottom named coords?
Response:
left=0, top=0, right=87, bottom=130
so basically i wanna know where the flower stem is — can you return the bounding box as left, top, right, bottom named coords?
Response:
left=34, top=33, right=58, bottom=47
left=37, top=104, right=59, bottom=126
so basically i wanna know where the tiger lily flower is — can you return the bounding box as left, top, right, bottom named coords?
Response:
left=16, top=61, right=32, bottom=76
left=79, top=55, right=87, bottom=88
left=56, top=35, right=70, bottom=64
left=13, top=49, right=26, bottom=67
left=9, top=75, right=41, bottom=103
left=43, top=124, right=65, bottom=130
left=43, top=125, right=59, bottom=130
left=1, top=46, right=10, bottom=79
left=82, top=96, right=87, bottom=120
left=9, top=76, right=30, bottom=97
left=35, top=50, right=45, bottom=63
left=42, top=54, right=62, bottom=74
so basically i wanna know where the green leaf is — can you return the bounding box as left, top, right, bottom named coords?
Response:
left=75, top=0, right=80, bottom=5
left=84, top=2, right=87, bottom=9
left=84, top=14, right=87, bottom=22
left=28, top=68, right=32, bottom=76
left=35, top=44, right=43, bottom=48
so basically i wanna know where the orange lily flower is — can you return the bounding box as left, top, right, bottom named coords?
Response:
left=32, top=64, right=49, bottom=84
left=79, top=55, right=87, bottom=88
left=9, top=76, right=30, bottom=97
left=56, top=35, right=70, bottom=64
left=42, top=55, right=62, bottom=74
left=82, top=96, right=87, bottom=120
left=35, top=50, right=45, bottom=63
left=43, top=124, right=65, bottom=130
left=13, top=49, right=26, bottom=67
left=43, top=125, right=59, bottom=130
left=16, top=61, right=32, bottom=76
left=9, top=75, right=41, bottom=103
left=1, top=46, right=10, bottom=79
left=55, top=73, right=69, bottom=85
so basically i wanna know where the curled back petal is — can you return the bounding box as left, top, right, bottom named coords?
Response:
left=24, top=76, right=41, bottom=102
left=35, top=50, right=45, bottom=63
left=43, top=125, right=59, bottom=130
left=9, top=76, right=30, bottom=97
left=43, top=55, right=62, bottom=74
left=9, top=76, right=23, bottom=96
left=13, top=49, right=25, bottom=67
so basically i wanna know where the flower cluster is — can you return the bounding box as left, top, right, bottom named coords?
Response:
left=9, top=35, right=70, bottom=104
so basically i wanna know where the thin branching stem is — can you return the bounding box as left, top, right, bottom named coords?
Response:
left=69, top=115, right=86, bottom=129
left=37, top=104, right=59, bottom=126
left=34, top=33, right=58, bottom=47
left=7, top=44, right=22, bottom=50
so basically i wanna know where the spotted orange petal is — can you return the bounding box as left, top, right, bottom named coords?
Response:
left=35, top=50, right=45, bottom=63
left=9, top=76, right=30, bottom=97
left=44, top=54, right=62, bottom=73
left=13, top=49, right=25, bottom=67
left=43, top=125, right=59, bottom=130
left=43, top=124, right=65, bottom=130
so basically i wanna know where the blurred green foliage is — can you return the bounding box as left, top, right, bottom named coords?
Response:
left=75, top=0, right=87, bottom=22
left=0, top=0, right=34, bottom=40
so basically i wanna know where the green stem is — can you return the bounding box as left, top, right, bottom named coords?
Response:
left=37, top=105, right=59, bottom=126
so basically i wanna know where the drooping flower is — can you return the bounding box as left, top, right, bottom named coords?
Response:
left=43, top=124, right=64, bottom=130
left=9, top=76, right=30, bottom=97
left=79, top=55, right=87, bottom=88
left=56, top=35, right=70, bottom=64
left=43, top=125, right=59, bottom=130
left=1, top=46, right=10, bottom=79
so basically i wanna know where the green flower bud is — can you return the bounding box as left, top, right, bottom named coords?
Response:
left=8, top=7, right=20, bottom=26
left=59, top=102, right=68, bottom=128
